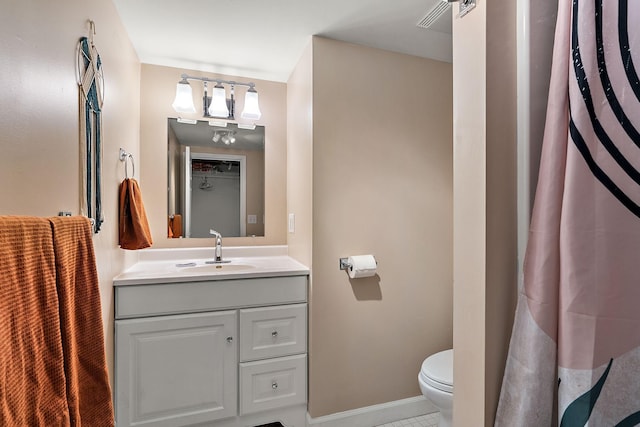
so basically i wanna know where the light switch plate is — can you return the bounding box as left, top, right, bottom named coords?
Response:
left=248, top=214, right=257, bottom=224
left=288, top=213, right=295, bottom=233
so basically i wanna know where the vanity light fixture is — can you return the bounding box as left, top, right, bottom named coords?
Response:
left=209, top=82, right=230, bottom=118
left=172, top=78, right=197, bottom=113
left=171, top=73, right=262, bottom=121
left=177, top=117, right=197, bottom=125
left=241, top=87, right=262, bottom=120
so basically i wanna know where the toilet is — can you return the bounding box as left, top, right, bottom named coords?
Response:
left=418, top=349, right=453, bottom=427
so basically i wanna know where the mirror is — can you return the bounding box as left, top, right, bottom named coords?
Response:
left=167, top=118, right=265, bottom=238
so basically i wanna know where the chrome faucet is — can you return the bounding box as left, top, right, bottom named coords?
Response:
left=209, top=229, right=223, bottom=262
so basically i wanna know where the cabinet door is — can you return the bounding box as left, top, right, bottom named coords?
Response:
left=115, top=311, right=237, bottom=427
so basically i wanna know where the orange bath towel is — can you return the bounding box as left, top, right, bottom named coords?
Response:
left=50, top=216, right=114, bottom=426
left=0, top=216, right=69, bottom=426
left=119, top=178, right=153, bottom=250
left=0, top=216, right=114, bottom=426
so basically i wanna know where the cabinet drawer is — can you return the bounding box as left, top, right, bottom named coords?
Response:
left=239, top=354, right=307, bottom=415
left=115, top=275, right=307, bottom=319
left=240, top=304, right=307, bottom=361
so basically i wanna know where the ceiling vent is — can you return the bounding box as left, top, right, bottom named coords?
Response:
left=416, top=0, right=451, bottom=29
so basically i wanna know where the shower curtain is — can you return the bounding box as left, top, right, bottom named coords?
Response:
left=495, top=0, right=640, bottom=426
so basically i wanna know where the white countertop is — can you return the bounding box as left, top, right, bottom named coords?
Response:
left=113, top=246, right=309, bottom=286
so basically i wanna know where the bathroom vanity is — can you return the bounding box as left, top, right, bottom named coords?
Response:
left=113, top=248, right=309, bottom=427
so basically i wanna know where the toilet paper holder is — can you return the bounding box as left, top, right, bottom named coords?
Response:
left=339, top=258, right=352, bottom=271
left=339, top=257, right=377, bottom=271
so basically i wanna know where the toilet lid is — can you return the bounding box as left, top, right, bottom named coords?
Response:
left=420, top=349, right=453, bottom=393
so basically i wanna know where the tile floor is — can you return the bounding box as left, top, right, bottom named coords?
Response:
left=375, top=412, right=440, bottom=427
left=256, top=412, right=440, bottom=427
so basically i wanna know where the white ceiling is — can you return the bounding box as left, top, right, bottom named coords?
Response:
left=112, top=0, right=452, bottom=83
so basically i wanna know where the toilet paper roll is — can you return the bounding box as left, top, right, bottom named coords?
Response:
left=347, top=255, right=377, bottom=279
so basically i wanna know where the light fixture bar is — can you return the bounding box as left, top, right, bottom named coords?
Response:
left=179, top=74, right=256, bottom=90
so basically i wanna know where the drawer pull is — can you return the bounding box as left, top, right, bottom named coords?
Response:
left=272, top=381, right=278, bottom=390
left=226, top=336, right=234, bottom=343
left=271, top=330, right=278, bottom=338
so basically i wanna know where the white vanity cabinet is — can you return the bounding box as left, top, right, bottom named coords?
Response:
left=114, top=273, right=308, bottom=427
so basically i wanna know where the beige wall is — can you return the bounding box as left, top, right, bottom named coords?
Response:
left=286, top=42, right=314, bottom=271
left=0, top=0, right=141, bottom=377
left=139, top=64, right=287, bottom=247
left=452, top=0, right=518, bottom=425
left=452, top=5, right=488, bottom=423
left=290, top=37, right=454, bottom=417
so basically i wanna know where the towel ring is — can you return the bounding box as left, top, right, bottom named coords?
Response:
left=119, top=148, right=135, bottom=179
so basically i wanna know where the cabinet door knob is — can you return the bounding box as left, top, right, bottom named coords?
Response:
left=226, top=336, right=233, bottom=343
left=271, top=331, right=278, bottom=338
left=272, top=381, right=278, bottom=390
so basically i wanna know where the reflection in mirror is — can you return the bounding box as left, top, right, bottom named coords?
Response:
left=167, top=118, right=265, bottom=238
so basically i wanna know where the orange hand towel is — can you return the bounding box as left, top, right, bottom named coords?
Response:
left=50, top=216, right=114, bottom=426
left=119, top=178, right=153, bottom=250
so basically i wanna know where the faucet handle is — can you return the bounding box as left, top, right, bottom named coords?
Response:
left=209, top=229, right=221, bottom=238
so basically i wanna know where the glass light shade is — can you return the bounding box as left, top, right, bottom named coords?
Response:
left=208, top=84, right=229, bottom=118
left=171, top=81, right=196, bottom=113
left=241, top=88, right=262, bottom=120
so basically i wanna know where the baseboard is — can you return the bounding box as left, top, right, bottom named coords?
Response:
left=306, top=396, right=437, bottom=427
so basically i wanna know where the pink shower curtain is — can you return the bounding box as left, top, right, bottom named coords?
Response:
left=495, top=0, right=640, bottom=425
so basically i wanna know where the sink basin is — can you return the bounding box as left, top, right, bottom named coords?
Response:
left=180, top=263, right=255, bottom=274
